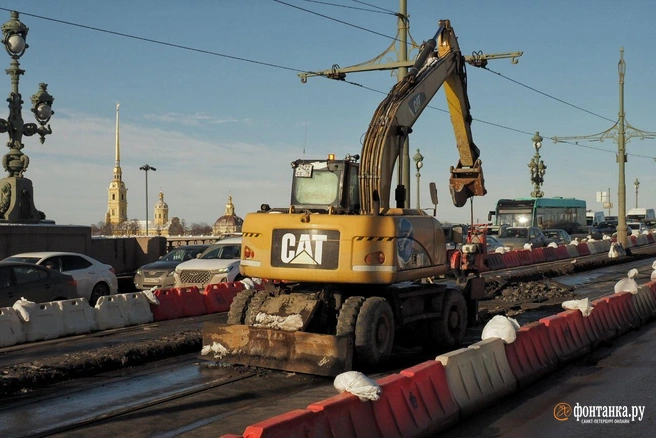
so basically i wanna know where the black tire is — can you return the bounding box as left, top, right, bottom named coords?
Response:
left=89, top=282, right=110, bottom=306
left=226, top=290, right=257, bottom=324
left=336, top=296, right=365, bottom=337
left=244, top=290, right=270, bottom=326
left=429, top=290, right=467, bottom=349
left=354, top=297, right=394, bottom=367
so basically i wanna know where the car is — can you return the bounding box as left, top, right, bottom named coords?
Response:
left=174, top=237, right=244, bottom=289
left=542, top=229, right=572, bottom=245
left=485, top=235, right=504, bottom=252
left=627, top=222, right=649, bottom=236
left=496, top=226, right=551, bottom=250
left=569, top=224, right=603, bottom=241
left=134, top=244, right=210, bottom=290
left=0, top=261, right=79, bottom=307
left=596, top=220, right=618, bottom=235
left=3, top=252, right=118, bottom=305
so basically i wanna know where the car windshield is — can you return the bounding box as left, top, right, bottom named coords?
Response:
left=500, top=229, right=527, bottom=238
left=544, top=231, right=559, bottom=239
left=162, top=248, right=202, bottom=262
left=3, top=256, right=41, bottom=264
left=200, top=244, right=241, bottom=260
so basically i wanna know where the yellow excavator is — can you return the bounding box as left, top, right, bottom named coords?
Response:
left=203, top=20, right=488, bottom=376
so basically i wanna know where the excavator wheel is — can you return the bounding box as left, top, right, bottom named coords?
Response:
left=429, top=290, right=467, bottom=348
left=244, top=290, right=271, bottom=326
left=226, top=290, right=258, bottom=324
left=354, top=297, right=395, bottom=367
left=336, top=296, right=365, bottom=337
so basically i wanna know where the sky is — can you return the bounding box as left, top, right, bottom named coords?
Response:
left=1, top=0, right=655, bottom=227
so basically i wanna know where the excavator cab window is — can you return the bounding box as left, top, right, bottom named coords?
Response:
left=291, top=160, right=343, bottom=211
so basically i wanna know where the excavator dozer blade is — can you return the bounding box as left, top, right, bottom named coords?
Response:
left=449, top=159, right=486, bottom=207
left=202, top=322, right=353, bottom=377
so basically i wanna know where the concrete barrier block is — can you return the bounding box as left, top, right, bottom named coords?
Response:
left=56, top=298, right=97, bottom=335
left=0, top=306, right=25, bottom=347
left=95, top=295, right=128, bottom=330
left=436, top=338, right=516, bottom=417
left=118, top=292, right=154, bottom=326
left=23, top=302, right=65, bottom=342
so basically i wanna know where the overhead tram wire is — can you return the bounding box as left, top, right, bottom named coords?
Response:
left=5, top=7, right=653, bottom=162
left=351, top=0, right=398, bottom=14
left=301, top=0, right=394, bottom=15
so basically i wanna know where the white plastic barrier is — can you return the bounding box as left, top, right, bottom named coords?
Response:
left=56, top=298, right=98, bottom=335
left=95, top=295, right=128, bottom=330
left=436, top=337, right=517, bottom=417
left=600, top=240, right=611, bottom=252
left=23, top=302, right=65, bottom=342
left=119, top=292, right=154, bottom=326
left=637, top=234, right=649, bottom=246
left=0, top=307, right=25, bottom=347
left=587, top=241, right=601, bottom=255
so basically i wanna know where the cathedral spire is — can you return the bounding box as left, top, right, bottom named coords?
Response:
left=107, top=102, right=128, bottom=226
left=114, top=102, right=122, bottom=175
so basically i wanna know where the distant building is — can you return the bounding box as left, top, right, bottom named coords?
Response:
left=105, top=102, right=128, bottom=226
left=213, top=195, right=243, bottom=236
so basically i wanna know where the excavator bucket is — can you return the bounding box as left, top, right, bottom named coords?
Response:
left=202, top=322, right=353, bottom=377
left=449, top=159, right=486, bottom=207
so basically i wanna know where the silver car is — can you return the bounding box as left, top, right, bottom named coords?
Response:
left=134, top=244, right=209, bottom=290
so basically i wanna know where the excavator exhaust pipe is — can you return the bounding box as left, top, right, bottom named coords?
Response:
left=202, top=322, right=353, bottom=377
left=449, top=159, right=486, bottom=207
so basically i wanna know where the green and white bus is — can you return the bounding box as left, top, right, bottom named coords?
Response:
left=489, top=197, right=586, bottom=231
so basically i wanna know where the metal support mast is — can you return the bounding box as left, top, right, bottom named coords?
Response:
left=298, top=1, right=522, bottom=208
left=553, top=48, right=656, bottom=248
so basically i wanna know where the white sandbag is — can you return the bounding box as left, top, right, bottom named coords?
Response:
left=547, top=242, right=558, bottom=248
left=651, top=260, right=656, bottom=281
left=334, top=371, right=381, bottom=401
left=239, top=278, right=256, bottom=290
left=562, top=297, right=593, bottom=317
left=12, top=298, right=39, bottom=323
left=614, top=268, right=639, bottom=294
left=143, top=288, right=160, bottom=305
left=481, top=315, right=520, bottom=344
left=494, top=246, right=507, bottom=254
left=523, top=243, right=533, bottom=251
left=608, top=242, right=626, bottom=258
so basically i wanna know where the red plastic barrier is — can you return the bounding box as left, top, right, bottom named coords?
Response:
left=596, top=293, right=639, bottom=336
left=177, top=287, right=205, bottom=317
left=555, top=246, right=570, bottom=260
left=576, top=242, right=591, bottom=256
left=397, top=361, right=460, bottom=434
left=517, top=250, right=534, bottom=266
left=543, top=247, right=558, bottom=262
left=220, top=435, right=243, bottom=438
left=241, top=409, right=319, bottom=438
left=474, top=253, right=490, bottom=272
left=370, top=374, right=423, bottom=437
left=486, top=253, right=506, bottom=271
left=150, top=288, right=183, bottom=321
left=581, top=299, right=617, bottom=347
left=531, top=247, right=546, bottom=263
left=608, top=292, right=641, bottom=329
left=539, top=311, right=591, bottom=363
left=307, top=392, right=381, bottom=438
left=630, top=235, right=638, bottom=246
left=202, top=282, right=245, bottom=313
left=504, top=321, right=558, bottom=388
left=502, top=251, right=520, bottom=268
left=647, top=234, right=655, bottom=244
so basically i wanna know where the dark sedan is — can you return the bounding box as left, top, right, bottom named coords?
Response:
left=0, top=261, right=79, bottom=307
left=496, top=226, right=551, bottom=250
left=134, top=244, right=210, bottom=290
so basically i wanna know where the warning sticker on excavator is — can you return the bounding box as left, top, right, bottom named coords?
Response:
left=271, top=229, right=340, bottom=269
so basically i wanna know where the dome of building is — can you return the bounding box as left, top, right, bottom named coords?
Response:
left=213, top=195, right=243, bottom=236
left=154, top=191, right=168, bottom=210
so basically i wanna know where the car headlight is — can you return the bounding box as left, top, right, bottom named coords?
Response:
left=166, top=270, right=175, bottom=277
left=216, top=266, right=234, bottom=274
left=136, top=269, right=142, bottom=276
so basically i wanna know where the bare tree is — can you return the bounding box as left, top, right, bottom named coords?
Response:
left=189, top=222, right=212, bottom=235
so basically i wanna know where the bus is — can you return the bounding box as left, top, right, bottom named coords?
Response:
left=489, top=197, right=586, bottom=232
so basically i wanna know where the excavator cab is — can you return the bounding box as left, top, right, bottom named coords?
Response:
left=286, top=154, right=360, bottom=214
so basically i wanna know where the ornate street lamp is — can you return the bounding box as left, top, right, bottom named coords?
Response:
left=528, top=132, right=546, bottom=198
left=0, top=11, right=54, bottom=223
left=413, top=148, right=424, bottom=209
left=634, top=178, right=640, bottom=208
left=139, top=164, right=156, bottom=235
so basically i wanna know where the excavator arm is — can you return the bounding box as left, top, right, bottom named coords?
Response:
left=359, top=19, right=485, bottom=213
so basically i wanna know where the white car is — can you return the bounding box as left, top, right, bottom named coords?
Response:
left=174, top=237, right=243, bottom=289
left=3, top=252, right=118, bottom=305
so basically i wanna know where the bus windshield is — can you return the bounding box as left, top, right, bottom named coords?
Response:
left=494, top=198, right=586, bottom=231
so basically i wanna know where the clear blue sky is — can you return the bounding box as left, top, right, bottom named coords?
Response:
left=1, top=0, right=655, bottom=226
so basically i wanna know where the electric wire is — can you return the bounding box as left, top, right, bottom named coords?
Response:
left=301, top=0, right=393, bottom=15
left=2, top=5, right=654, bottom=161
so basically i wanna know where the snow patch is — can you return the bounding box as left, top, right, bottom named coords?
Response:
left=253, top=312, right=303, bottom=331
left=201, top=341, right=229, bottom=359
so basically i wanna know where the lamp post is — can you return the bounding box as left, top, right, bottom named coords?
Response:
left=0, top=11, right=55, bottom=223
left=528, top=132, right=546, bottom=198
left=634, top=178, right=640, bottom=208
left=139, top=164, right=156, bottom=235
left=413, top=148, right=424, bottom=209
left=553, top=48, right=656, bottom=248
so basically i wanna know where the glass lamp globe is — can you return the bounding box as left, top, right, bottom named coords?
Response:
left=6, top=33, right=25, bottom=55
left=35, top=103, right=51, bottom=120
